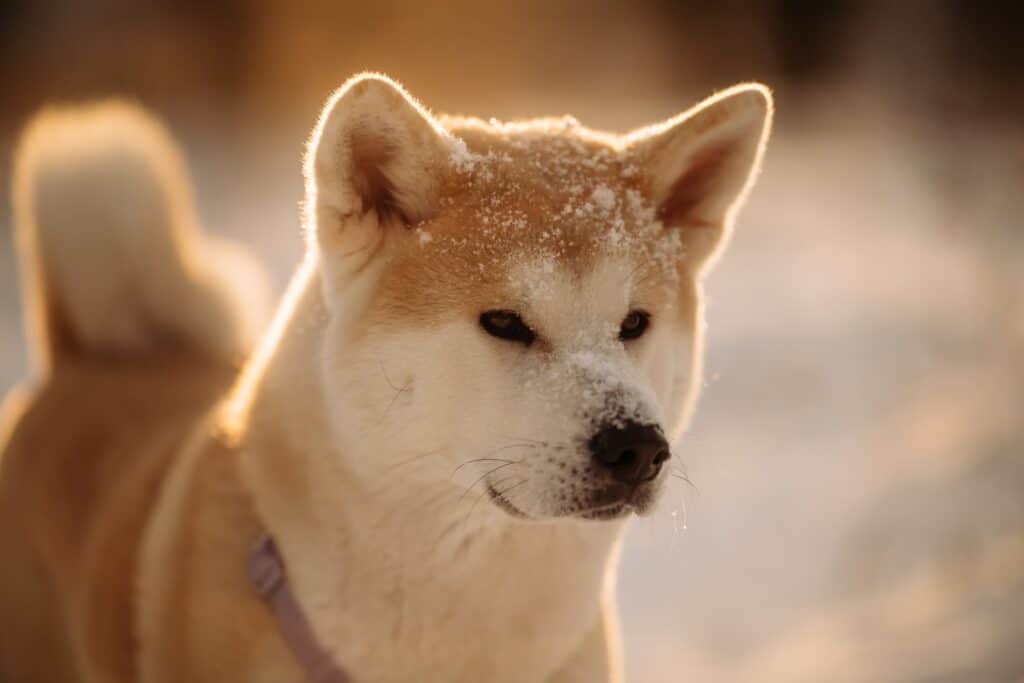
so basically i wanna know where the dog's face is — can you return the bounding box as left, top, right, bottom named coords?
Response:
left=306, top=76, right=771, bottom=522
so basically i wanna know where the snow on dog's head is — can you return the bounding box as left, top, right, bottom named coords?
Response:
left=305, top=74, right=771, bottom=521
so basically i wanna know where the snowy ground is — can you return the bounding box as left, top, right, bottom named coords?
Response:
left=1, top=91, right=1021, bottom=682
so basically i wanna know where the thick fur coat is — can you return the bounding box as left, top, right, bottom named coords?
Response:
left=0, top=75, right=772, bottom=682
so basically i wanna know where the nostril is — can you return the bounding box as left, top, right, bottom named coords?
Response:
left=639, top=450, right=669, bottom=483
left=589, top=420, right=670, bottom=486
left=615, top=449, right=637, bottom=467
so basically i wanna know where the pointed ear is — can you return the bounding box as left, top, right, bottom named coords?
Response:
left=304, top=74, right=450, bottom=258
left=627, top=84, right=773, bottom=274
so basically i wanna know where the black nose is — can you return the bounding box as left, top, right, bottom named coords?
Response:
left=589, top=420, right=670, bottom=486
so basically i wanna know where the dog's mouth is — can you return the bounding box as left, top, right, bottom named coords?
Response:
left=485, top=477, right=660, bottom=522
left=573, top=481, right=659, bottom=521
left=486, top=483, right=530, bottom=519
left=578, top=501, right=631, bottom=521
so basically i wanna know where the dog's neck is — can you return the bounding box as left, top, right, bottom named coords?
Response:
left=232, top=256, right=624, bottom=667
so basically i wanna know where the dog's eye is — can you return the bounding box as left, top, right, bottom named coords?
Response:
left=480, top=310, right=535, bottom=346
left=619, top=310, right=650, bottom=341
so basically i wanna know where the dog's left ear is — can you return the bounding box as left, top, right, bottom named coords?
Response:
left=304, top=74, right=450, bottom=260
left=627, top=84, right=773, bottom=274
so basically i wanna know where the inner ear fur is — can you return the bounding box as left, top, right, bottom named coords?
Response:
left=304, top=74, right=451, bottom=252
left=627, top=84, right=773, bottom=272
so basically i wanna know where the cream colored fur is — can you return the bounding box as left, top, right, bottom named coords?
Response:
left=12, top=102, right=270, bottom=370
left=0, top=74, right=772, bottom=682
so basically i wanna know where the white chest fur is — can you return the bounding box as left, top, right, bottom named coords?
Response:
left=277, top=485, right=623, bottom=682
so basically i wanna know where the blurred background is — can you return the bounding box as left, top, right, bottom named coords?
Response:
left=1, top=1, right=1022, bottom=680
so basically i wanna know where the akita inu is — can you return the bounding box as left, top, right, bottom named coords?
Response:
left=0, top=74, right=771, bottom=682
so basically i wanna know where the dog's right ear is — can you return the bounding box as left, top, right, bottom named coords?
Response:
left=625, top=84, right=772, bottom=276
left=304, top=74, right=450, bottom=262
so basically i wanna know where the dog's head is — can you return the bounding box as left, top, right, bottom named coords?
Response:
left=305, top=75, right=771, bottom=522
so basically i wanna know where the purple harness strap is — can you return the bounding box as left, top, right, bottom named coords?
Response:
left=248, top=534, right=350, bottom=683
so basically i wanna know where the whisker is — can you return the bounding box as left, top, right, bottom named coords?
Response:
left=372, top=483, right=457, bottom=523
left=494, top=478, right=528, bottom=499
left=671, top=454, right=699, bottom=493
left=374, top=441, right=532, bottom=494
left=450, top=457, right=516, bottom=478
left=463, top=473, right=520, bottom=529
left=378, top=448, right=444, bottom=476
left=496, top=434, right=547, bottom=446
left=458, top=461, right=518, bottom=506
left=449, top=442, right=533, bottom=481
left=433, top=516, right=464, bottom=546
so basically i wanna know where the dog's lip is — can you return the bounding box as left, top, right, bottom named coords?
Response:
left=577, top=501, right=631, bottom=521
left=486, top=483, right=529, bottom=519
left=574, top=480, right=662, bottom=521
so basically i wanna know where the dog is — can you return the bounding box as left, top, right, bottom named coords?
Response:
left=0, top=74, right=772, bottom=682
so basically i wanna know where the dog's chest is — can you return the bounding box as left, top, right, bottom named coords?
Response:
left=318, top=527, right=615, bottom=681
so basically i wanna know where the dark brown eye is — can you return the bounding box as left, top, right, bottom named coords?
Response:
left=619, top=310, right=650, bottom=341
left=480, top=310, right=535, bottom=346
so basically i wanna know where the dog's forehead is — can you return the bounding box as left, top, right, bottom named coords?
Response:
left=429, top=123, right=684, bottom=267
left=439, top=121, right=638, bottom=236
left=372, top=122, right=684, bottom=326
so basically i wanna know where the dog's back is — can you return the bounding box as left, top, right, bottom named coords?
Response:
left=0, top=104, right=269, bottom=682
left=0, top=358, right=234, bottom=680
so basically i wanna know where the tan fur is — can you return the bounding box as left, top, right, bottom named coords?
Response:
left=0, top=73, right=772, bottom=682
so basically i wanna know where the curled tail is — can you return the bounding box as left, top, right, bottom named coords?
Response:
left=12, top=101, right=271, bottom=372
